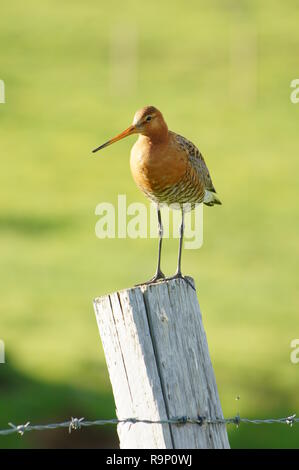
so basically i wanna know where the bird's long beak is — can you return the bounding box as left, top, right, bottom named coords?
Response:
left=92, top=125, right=136, bottom=153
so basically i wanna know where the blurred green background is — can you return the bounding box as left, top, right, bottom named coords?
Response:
left=0, top=0, right=298, bottom=449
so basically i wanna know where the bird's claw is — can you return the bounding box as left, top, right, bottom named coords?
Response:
left=135, top=271, right=166, bottom=287
left=163, top=273, right=196, bottom=291
left=136, top=271, right=196, bottom=291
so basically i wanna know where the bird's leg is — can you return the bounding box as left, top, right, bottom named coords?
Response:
left=164, top=208, right=195, bottom=291
left=135, top=207, right=165, bottom=286
left=176, top=207, right=184, bottom=276
left=154, top=207, right=165, bottom=279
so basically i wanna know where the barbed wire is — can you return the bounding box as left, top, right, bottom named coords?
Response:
left=0, top=414, right=297, bottom=437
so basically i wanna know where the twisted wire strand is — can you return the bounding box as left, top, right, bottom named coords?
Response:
left=0, top=414, right=297, bottom=436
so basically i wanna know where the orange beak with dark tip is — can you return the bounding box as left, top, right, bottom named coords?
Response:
left=92, top=125, right=136, bottom=153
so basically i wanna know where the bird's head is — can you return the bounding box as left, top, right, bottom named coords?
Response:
left=92, top=105, right=168, bottom=153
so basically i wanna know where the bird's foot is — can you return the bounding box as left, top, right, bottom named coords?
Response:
left=135, top=270, right=166, bottom=287
left=163, top=272, right=196, bottom=291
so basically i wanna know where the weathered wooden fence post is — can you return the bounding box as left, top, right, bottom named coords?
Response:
left=93, top=278, right=230, bottom=449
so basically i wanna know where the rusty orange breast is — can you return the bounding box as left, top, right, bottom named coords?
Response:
left=130, top=134, right=187, bottom=196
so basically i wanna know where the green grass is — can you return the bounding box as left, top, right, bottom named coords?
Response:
left=0, top=0, right=299, bottom=448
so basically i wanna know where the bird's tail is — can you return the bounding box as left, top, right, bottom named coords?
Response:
left=203, top=190, right=222, bottom=206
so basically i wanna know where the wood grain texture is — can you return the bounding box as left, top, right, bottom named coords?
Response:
left=93, top=278, right=230, bottom=449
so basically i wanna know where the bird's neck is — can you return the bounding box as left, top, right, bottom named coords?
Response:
left=140, top=123, right=169, bottom=145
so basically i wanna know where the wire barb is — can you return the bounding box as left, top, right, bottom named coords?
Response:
left=285, top=414, right=296, bottom=427
left=234, top=414, right=241, bottom=427
left=69, top=417, right=85, bottom=434
left=8, top=422, right=30, bottom=436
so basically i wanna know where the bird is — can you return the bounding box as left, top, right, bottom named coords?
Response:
left=92, top=106, right=221, bottom=288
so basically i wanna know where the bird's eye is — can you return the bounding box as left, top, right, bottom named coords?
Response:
left=146, top=115, right=152, bottom=122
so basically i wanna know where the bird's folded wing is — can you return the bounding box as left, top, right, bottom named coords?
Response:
left=175, top=133, right=217, bottom=193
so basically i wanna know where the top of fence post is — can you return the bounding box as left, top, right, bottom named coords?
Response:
left=94, top=278, right=230, bottom=449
